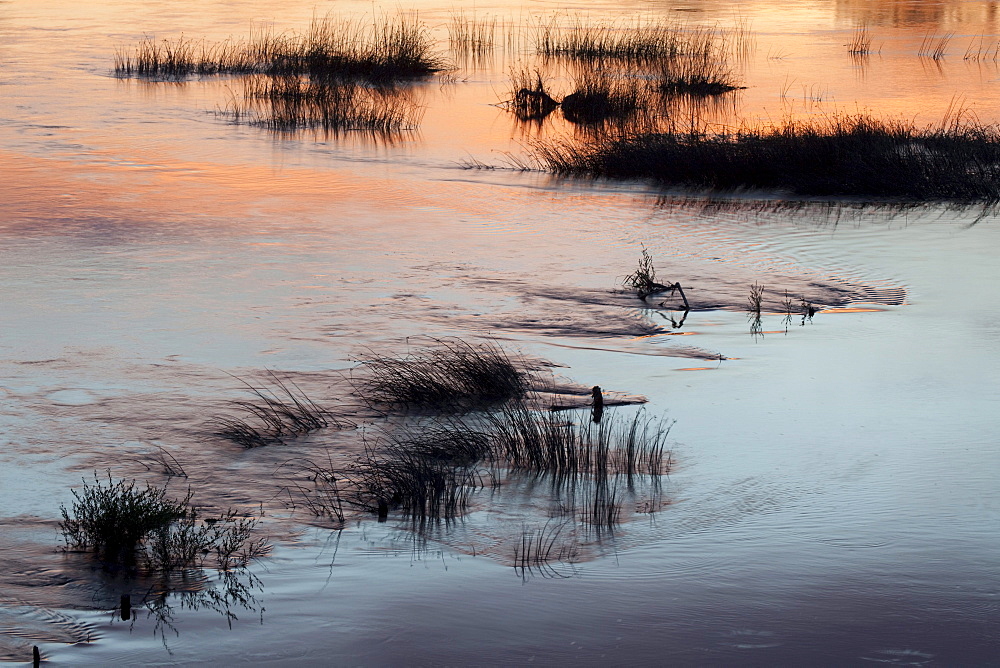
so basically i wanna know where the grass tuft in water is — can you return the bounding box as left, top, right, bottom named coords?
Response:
left=115, top=14, right=443, bottom=83
left=532, top=113, right=1000, bottom=201
left=658, top=53, right=743, bottom=96
left=212, top=370, right=347, bottom=448
left=502, top=67, right=559, bottom=121
left=357, top=338, right=531, bottom=411
left=486, top=405, right=672, bottom=477
left=60, top=473, right=266, bottom=571
left=560, top=69, right=649, bottom=125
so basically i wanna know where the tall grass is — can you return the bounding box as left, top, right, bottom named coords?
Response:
left=532, top=113, right=1000, bottom=201
left=536, top=17, right=693, bottom=62
left=658, top=53, right=742, bottom=96
left=115, top=15, right=443, bottom=83
left=560, top=69, right=650, bottom=125
left=212, top=370, right=347, bottom=448
left=502, top=67, right=559, bottom=121
left=486, top=405, right=671, bottom=477
left=357, top=338, right=532, bottom=410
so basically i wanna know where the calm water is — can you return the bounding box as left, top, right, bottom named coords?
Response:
left=2, top=0, right=999, bottom=664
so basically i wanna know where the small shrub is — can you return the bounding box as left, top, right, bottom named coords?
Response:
left=60, top=473, right=266, bottom=571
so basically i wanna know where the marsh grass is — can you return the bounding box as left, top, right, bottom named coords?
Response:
left=212, top=370, right=346, bottom=448
left=347, top=439, right=488, bottom=520
left=513, top=521, right=578, bottom=579
left=847, top=24, right=874, bottom=55
left=449, top=12, right=499, bottom=57
left=536, top=17, right=693, bottom=63
left=487, top=405, right=671, bottom=477
left=502, top=67, right=559, bottom=121
left=747, top=282, right=764, bottom=338
left=560, top=69, right=649, bottom=125
left=919, top=32, right=953, bottom=60
left=532, top=113, right=1000, bottom=201
left=658, top=53, right=743, bottom=96
left=115, top=15, right=443, bottom=83
left=224, top=75, right=421, bottom=135
left=357, top=338, right=531, bottom=411
left=60, top=473, right=266, bottom=571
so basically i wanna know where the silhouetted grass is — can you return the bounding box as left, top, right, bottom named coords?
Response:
left=115, top=15, right=443, bottom=83
left=532, top=113, right=1000, bottom=201
left=358, top=338, right=531, bottom=411
left=561, top=69, right=649, bottom=125
left=347, top=439, right=487, bottom=520
left=658, top=53, right=742, bottom=96
left=486, top=405, right=671, bottom=477
left=536, top=17, right=694, bottom=63
left=919, top=32, right=953, bottom=60
left=847, top=24, right=874, bottom=55
left=224, top=75, right=420, bottom=135
left=212, top=370, right=347, bottom=448
left=60, top=473, right=266, bottom=571
left=513, top=521, right=578, bottom=579
left=502, top=67, right=559, bottom=121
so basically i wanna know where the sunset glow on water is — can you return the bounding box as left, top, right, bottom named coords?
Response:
left=2, top=0, right=999, bottom=664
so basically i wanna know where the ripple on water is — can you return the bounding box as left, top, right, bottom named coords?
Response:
left=0, top=597, right=99, bottom=661
left=44, top=389, right=99, bottom=406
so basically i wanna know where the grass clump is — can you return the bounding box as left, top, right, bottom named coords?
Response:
left=658, top=53, right=743, bottom=96
left=487, top=405, right=672, bottom=477
left=502, top=68, right=559, bottom=121
left=347, top=438, right=487, bottom=520
left=536, top=17, right=687, bottom=63
left=115, top=14, right=443, bottom=83
left=358, top=338, right=531, bottom=411
left=212, top=370, right=347, bottom=448
left=560, top=69, right=649, bottom=125
left=533, top=113, right=1000, bottom=201
left=60, top=473, right=265, bottom=571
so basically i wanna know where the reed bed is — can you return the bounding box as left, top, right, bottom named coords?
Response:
left=212, top=370, right=347, bottom=448
left=357, top=338, right=532, bottom=411
left=535, top=17, right=711, bottom=63
left=224, top=75, right=421, bottom=135
left=115, top=15, right=443, bottom=83
left=532, top=113, right=1000, bottom=201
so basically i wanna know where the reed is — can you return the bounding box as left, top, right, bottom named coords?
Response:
left=503, top=67, right=559, bottom=121
left=918, top=32, right=953, bottom=60
left=486, top=404, right=671, bottom=477
left=536, top=16, right=688, bottom=63
left=347, top=439, right=486, bottom=520
left=531, top=113, right=1000, bottom=201
left=115, top=14, right=443, bottom=83
left=560, top=69, right=649, bottom=125
left=658, top=53, right=742, bottom=96
left=212, top=370, right=346, bottom=448
left=358, top=338, right=531, bottom=411
left=847, top=24, right=874, bottom=55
